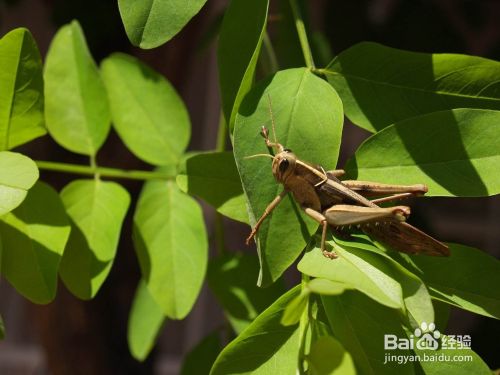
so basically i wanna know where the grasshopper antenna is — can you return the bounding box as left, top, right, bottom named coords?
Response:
left=262, top=94, right=284, bottom=152
left=267, top=94, right=278, bottom=145
left=244, top=153, right=275, bottom=160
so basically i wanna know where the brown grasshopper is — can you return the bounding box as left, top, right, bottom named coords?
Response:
left=245, top=113, right=449, bottom=258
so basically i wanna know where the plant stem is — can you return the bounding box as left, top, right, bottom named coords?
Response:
left=36, top=160, right=174, bottom=181
left=289, top=0, right=315, bottom=69
left=214, top=112, right=227, bottom=255
left=298, top=274, right=311, bottom=374
left=215, top=113, right=227, bottom=152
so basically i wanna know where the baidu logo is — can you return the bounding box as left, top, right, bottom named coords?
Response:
left=384, top=321, right=441, bottom=351
left=414, top=322, right=440, bottom=350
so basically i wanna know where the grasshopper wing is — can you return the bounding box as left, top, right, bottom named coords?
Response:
left=362, top=221, right=450, bottom=256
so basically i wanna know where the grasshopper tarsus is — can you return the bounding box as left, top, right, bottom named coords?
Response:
left=260, top=126, right=269, bottom=140
left=322, top=250, right=338, bottom=259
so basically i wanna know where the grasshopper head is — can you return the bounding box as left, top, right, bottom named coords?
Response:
left=272, top=149, right=297, bottom=183
left=259, top=126, right=298, bottom=183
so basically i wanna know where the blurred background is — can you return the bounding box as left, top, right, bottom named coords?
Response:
left=0, top=0, right=499, bottom=373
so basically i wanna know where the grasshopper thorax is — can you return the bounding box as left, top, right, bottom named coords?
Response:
left=272, top=149, right=297, bottom=183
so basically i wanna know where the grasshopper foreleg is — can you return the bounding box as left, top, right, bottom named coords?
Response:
left=246, top=190, right=288, bottom=245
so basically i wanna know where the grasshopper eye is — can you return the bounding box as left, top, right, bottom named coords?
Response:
left=279, top=159, right=290, bottom=173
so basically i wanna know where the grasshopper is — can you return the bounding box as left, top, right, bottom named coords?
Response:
left=245, top=107, right=449, bottom=258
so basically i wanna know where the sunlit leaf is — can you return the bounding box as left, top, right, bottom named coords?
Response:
left=234, top=68, right=343, bottom=286
left=44, top=20, right=110, bottom=156
left=345, top=109, right=500, bottom=197
left=118, top=0, right=208, bottom=49
left=0, top=28, right=45, bottom=149
left=0, top=182, right=70, bottom=304
left=324, top=42, right=500, bottom=132
left=134, top=179, right=207, bottom=319
left=59, top=180, right=130, bottom=299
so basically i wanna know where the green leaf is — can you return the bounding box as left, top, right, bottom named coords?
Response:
left=181, top=331, right=222, bottom=375
left=118, top=0, right=208, bottom=49
left=128, top=279, right=166, bottom=361
left=210, top=286, right=301, bottom=375
left=307, top=278, right=352, bottom=296
left=308, top=335, right=356, bottom=375
left=134, top=179, right=207, bottom=319
left=0, top=182, right=70, bottom=304
left=234, top=68, right=344, bottom=286
left=281, top=289, right=308, bottom=326
left=0, top=151, right=38, bottom=216
left=333, top=235, right=434, bottom=326
left=101, top=53, right=190, bottom=166
left=218, top=0, right=269, bottom=130
left=345, top=109, right=500, bottom=197
left=324, top=42, right=500, bottom=132
left=44, top=20, right=110, bottom=156
left=177, top=151, right=247, bottom=224
left=402, top=243, right=500, bottom=319
left=208, top=252, right=285, bottom=334
left=59, top=180, right=130, bottom=299
left=412, top=333, right=490, bottom=375
left=0, top=28, right=45, bottom=150
left=298, top=242, right=404, bottom=309
left=322, top=291, right=415, bottom=375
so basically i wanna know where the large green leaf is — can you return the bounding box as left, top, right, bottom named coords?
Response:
left=0, top=182, right=70, bottom=304
left=218, top=0, right=269, bottom=130
left=133, top=179, right=207, bottom=319
left=101, top=53, right=190, bottom=166
left=323, top=42, right=500, bottom=132
left=118, top=0, right=208, bottom=49
left=308, top=335, right=356, bottom=375
left=322, top=291, right=415, bottom=375
left=399, top=243, right=500, bottom=320
left=210, top=286, right=300, bottom=375
left=208, top=252, right=286, bottom=333
left=0, top=28, right=45, bottom=150
left=177, top=151, right=247, bottom=224
left=345, top=109, right=500, bottom=197
left=44, top=20, right=110, bottom=156
left=59, top=179, right=130, bottom=299
left=127, top=279, right=166, bottom=361
left=181, top=331, right=222, bottom=375
left=298, top=242, right=404, bottom=309
left=234, top=68, right=344, bottom=286
left=0, top=151, right=38, bottom=216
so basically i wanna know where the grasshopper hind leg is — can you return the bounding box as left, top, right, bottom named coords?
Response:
left=303, top=208, right=338, bottom=259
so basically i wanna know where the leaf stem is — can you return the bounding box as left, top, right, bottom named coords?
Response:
left=289, top=0, right=315, bottom=69
left=36, top=160, right=174, bottom=181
